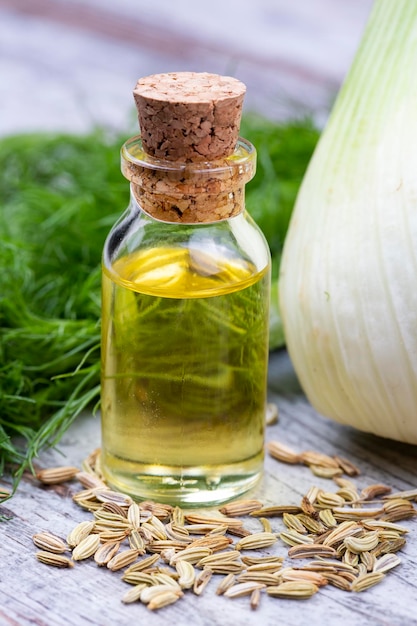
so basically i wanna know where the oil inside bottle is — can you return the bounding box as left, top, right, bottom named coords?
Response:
left=101, top=244, right=270, bottom=505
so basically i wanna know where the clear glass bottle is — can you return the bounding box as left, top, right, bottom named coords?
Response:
left=101, top=134, right=271, bottom=506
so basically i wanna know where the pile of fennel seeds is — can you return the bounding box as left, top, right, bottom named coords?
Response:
left=32, top=445, right=416, bottom=611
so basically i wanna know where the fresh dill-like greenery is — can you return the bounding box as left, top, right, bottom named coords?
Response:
left=0, top=117, right=319, bottom=488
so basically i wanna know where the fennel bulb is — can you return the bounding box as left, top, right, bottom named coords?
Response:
left=279, top=0, right=417, bottom=444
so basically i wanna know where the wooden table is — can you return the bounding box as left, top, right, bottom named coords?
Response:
left=1, top=350, right=416, bottom=626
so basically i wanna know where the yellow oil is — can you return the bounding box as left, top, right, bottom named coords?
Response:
left=101, top=246, right=270, bottom=505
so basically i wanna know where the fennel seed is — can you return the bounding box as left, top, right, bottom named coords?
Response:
left=124, top=553, right=160, bottom=575
left=300, top=451, right=340, bottom=469
left=175, top=559, right=196, bottom=589
left=250, top=505, right=302, bottom=517
left=151, top=573, right=182, bottom=589
left=383, top=488, right=417, bottom=501
left=36, top=551, right=74, bottom=568
left=219, top=499, right=263, bottom=517
left=139, top=584, right=180, bottom=605
left=66, top=520, right=96, bottom=548
left=360, top=551, right=376, bottom=572
left=324, top=573, right=352, bottom=591
left=309, top=465, right=343, bottom=479
left=237, top=572, right=281, bottom=586
left=197, top=550, right=242, bottom=567
left=122, top=571, right=156, bottom=586
left=75, top=471, right=107, bottom=490
left=373, top=553, right=402, bottom=573
left=98, top=529, right=130, bottom=543
left=361, top=483, right=392, bottom=500
left=170, top=546, right=212, bottom=565
left=279, top=529, right=315, bottom=547
left=280, top=568, right=328, bottom=587
left=245, top=562, right=283, bottom=573
left=93, top=489, right=133, bottom=507
left=344, top=532, right=380, bottom=554
left=282, top=512, right=308, bottom=534
left=300, top=495, right=317, bottom=518
left=266, top=441, right=301, bottom=464
left=147, top=589, right=183, bottom=611
left=224, top=581, right=266, bottom=598
left=288, top=544, right=338, bottom=559
left=72, top=534, right=100, bottom=561
left=200, top=562, right=245, bottom=575
left=32, top=532, right=68, bottom=554
left=250, top=587, right=261, bottom=610
left=94, top=541, right=121, bottom=566
left=121, top=583, right=147, bottom=604
left=241, top=555, right=284, bottom=566
left=36, top=466, right=79, bottom=485
left=187, top=535, right=231, bottom=552
left=333, top=455, right=361, bottom=477
left=215, top=573, right=236, bottom=595
left=193, top=568, right=213, bottom=595
left=267, top=581, right=319, bottom=599
left=236, top=532, right=277, bottom=550
left=351, top=571, right=385, bottom=592
left=107, top=548, right=140, bottom=571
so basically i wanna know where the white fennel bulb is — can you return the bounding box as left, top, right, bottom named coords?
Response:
left=279, top=0, right=417, bottom=444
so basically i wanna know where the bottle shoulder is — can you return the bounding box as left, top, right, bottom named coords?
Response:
left=103, top=204, right=270, bottom=298
left=104, top=201, right=270, bottom=270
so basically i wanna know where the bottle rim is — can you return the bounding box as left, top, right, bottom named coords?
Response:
left=121, top=135, right=256, bottom=178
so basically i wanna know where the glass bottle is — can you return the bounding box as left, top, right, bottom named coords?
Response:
left=101, top=74, right=271, bottom=506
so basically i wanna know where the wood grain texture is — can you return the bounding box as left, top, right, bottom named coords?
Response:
left=1, top=351, right=416, bottom=626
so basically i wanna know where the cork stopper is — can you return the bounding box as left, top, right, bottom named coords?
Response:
left=133, top=72, right=246, bottom=162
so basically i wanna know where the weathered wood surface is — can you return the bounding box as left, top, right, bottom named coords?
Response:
left=1, top=351, right=416, bottom=626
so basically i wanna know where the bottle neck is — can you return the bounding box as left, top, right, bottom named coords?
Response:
left=131, top=182, right=245, bottom=223
left=121, top=135, right=256, bottom=225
